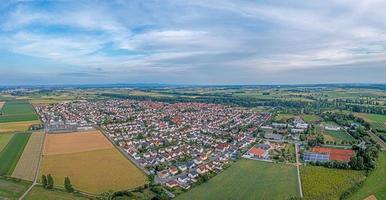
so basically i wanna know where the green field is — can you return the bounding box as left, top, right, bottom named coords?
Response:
left=25, top=186, right=90, bottom=200
left=176, top=159, right=299, bottom=200
left=324, top=130, right=355, bottom=143
left=355, top=113, right=386, bottom=131
left=303, top=114, right=321, bottom=122
left=348, top=151, right=386, bottom=200
left=0, top=133, right=14, bottom=152
left=0, top=132, right=31, bottom=175
left=0, top=100, right=38, bottom=123
left=274, top=113, right=296, bottom=122
left=0, top=178, right=31, bottom=199
left=301, top=166, right=365, bottom=200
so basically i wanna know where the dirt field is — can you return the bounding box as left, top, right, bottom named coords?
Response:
left=12, top=132, right=45, bottom=181
left=40, top=148, right=147, bottom=194
left=43, top=130, right=113, bottom=155
left=0, top=120, right=41, bottom=133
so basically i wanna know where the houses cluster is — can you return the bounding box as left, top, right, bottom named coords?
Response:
left=36, top=99, right=271, bottom=189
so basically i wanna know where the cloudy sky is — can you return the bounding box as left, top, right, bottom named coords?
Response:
left=0, top=0, right=386, bottom=85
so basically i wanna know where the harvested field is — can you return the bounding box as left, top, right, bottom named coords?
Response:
left=43, top=130, right=113, bottom=155
left=12, top=132, right=45, bottom=181
left=40, top=148, right=147, bottom=194
left=0, top=120, right=41, bottom=133
left=0, top=133, right=14, bottom=152
left=0, top=132, right=31, bottom=176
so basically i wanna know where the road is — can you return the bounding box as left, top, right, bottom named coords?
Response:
left=295, top=143, right=303, bottom=199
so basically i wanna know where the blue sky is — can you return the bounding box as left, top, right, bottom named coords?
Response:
left=0, top=0, right=386, bottom=85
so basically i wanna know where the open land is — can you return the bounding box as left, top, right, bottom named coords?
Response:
left=0, top=101, right=4, bottom=109
left=176, top=159, right=299, bottom=200
left=0, top=178, right=31, bottom=200
left=0, top=132, right=31, bottom=176
left=0, top=133, right=14, bottom=152
left=0, top=120, right=41, bottom=133
left=25, top=186, right=90, bottom=200
left=300, top=166, right=365, bottom=200
left=0, top=100, right=39, bottom=123
left=12, top=132, right=45, bottom=181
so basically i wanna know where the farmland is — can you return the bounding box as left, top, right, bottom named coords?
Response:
left=0, top=132, right=31, bottom=176
left=348, top=151, right=386, bottom=200
left=0, top=100, right=39, bottom=123
left=43, top=130, right=113, bottom=155
left=25, top=186, right=90, bottom=200
left=40, top=148, right=147, bottom=194
left=300, top=166, right=365, bottom=200
left=0, top=101, right=4, bottom=109
left=12, top=132, right=45, bottom=181
left=0, top=133, right=14, bottom=152
left=0, top=120, right=41, bottom=133
left=0, top=178, right=31, bottom=200
left=176, top=159, right=299, bottom=200
left=355, top=113, right=386, bottom=141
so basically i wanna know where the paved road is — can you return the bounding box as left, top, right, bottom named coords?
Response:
left=295, top=143, right=304, bottom=198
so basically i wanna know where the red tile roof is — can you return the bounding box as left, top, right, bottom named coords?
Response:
left=248, top=147, right=266, bottom=157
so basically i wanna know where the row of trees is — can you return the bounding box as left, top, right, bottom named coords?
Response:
left=41, top=174, right=74, bottom=193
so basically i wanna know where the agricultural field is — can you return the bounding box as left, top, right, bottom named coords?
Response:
left=0, top=133, right=14, bottom=152
left=0, top=120, right=41, bottom=133
left=25, top=186, right=90, bottom=200
left=0, top=132, right=31, bottom=176
left=40, top=130, right=146, bottom=194
left=348, top=151, right=386, bottom=200
left=12, top=132, right=45, bottom=181
left=355, top=113, right=386, bottom=141
left=300, top=166, right=365, bottom=200
left=0, top=178, right=31, bottom=200
left=43, top=130, right=113, bottom=155
left=0, top=100, right=39, bottom=123
left=0, top=101, right=4, bottom=109
left=274, top=113, right=296, bottom=122
left=176, top=159, right=299, bottom=200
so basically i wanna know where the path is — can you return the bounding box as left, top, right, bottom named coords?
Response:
left=368, top=131, right=386, bottom=150
left=295, top=143, right=303, bottom=198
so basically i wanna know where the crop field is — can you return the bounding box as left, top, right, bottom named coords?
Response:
left=0, top=100, right=39, bottom=123
left=348, top=151, right=386, bottom=200
left=12, top=132, right=45, bottom=181
left=0, top=120, right=41, bottom=133
left=0, top=132, right=31, bottom=176
left=0, top=133, right=14, bottom=152
left=300, top=166, right=365, bottom=200
left=25, top=186, right=90, bottom=200
left=176, top=159, right=299, bottom=200
left=43, top=130, right=113, bottom=155
left=0, top=178, right=31, bottom=199
left=40, top=148, right=147, bottom=194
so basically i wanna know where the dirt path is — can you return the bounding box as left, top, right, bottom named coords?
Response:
left=295, top=143, right=303, bottom=198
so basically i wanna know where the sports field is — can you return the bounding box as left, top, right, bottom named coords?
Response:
left=25, top=186, right=90, bottom=200
left=0, top=133, right=14, bottom=152
left=176, top=159, right=299, bottom=200
left=40, top=130, right=146, bottom=194
left=301, top=166, right=365, bottom=200
left=0, top=120, right=41, bottom=133
left=0, top=178, right=31, bottom=199
left=0, top=100, right=39, bottom=123
left=43, top=130, right=113, bottom=155
left=12, top=132, right=45, bottom=181
left=348, top=151, right=386, bottom=200
left=0, top=132, right=31, bottom=176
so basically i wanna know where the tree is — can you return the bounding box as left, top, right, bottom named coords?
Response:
left=64, top=177, right=74, bottom=192
left=47, top=174, right=54, bottom=189
left=41, top=175, right=48, bottom=188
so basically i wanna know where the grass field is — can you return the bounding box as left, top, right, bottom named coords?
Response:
left=355, top=113, right=386, bottom=131
left=324, top=130, right=355, bottom=143
left=176, top=159, right=299, bottom=200
left=274, top=113, right=296, bottom=122
left=25, top=186, right=90, bottom=200
left=0, top=178, right=31, bottom=199
left=40, top=148, right=147, bottom=194
left=0, top=132, right=31, bottom=176
left=303, top=114, right=321, bottom=122
left=348, top=151, right=386, bottom=200
left=0, top=133, right=14, bottom=152
left=0, top=100, right=38, bottom=123
left=12, top=132, right=45, bottom=181
left=300, top=166, right=365, bottom=200
left=0, top=120, right=41, bottom=133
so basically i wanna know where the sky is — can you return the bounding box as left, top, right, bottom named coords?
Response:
left=0, top=0, right=386, bottom=85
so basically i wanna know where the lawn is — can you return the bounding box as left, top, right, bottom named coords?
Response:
left=300, top=166, right=365, bottom=200
left=0, top=100, right=39, bottom=123
left=0, top=133, right=14, bottom=152
left=40, top=148, right=147, bottom=194
left=348, top=151, right=386, bottom=200
left=0, top=177, right=31, bottom=199
left=0, top=120, right=41, bottom=133
left=0, top=132, right=31, bottom=176
left=12, top=132, right=45, bottom=181
left=303, top=114, right=321, bottom=122
left=176, top=159, right=299, bottom=200
left=25, top=186, right=90, bottom=200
